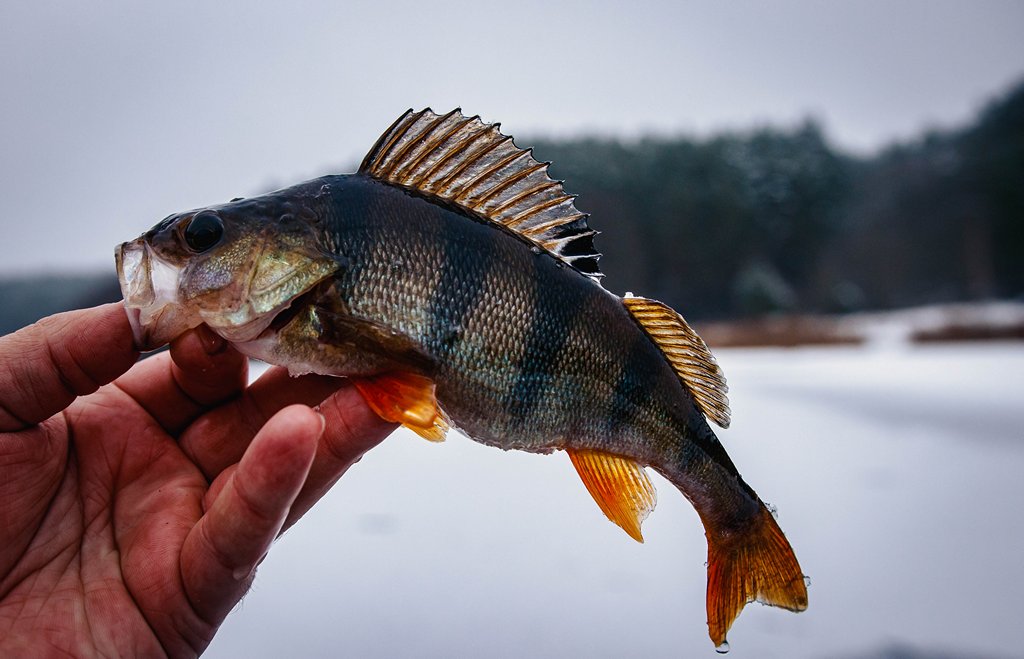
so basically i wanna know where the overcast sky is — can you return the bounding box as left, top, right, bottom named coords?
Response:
left=2, top=0, right=1022, bottom=275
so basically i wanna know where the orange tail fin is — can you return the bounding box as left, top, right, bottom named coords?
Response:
left=706, top=504, right=807, bottom=651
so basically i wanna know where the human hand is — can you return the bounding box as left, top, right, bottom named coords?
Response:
left=0, top=303, right=394, bottom=657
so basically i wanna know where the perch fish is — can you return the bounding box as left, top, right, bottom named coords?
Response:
left=116, top=109, right=807, bottom=650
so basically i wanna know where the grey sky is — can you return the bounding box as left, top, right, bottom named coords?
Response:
left=2, top=0, right=1022, bottom=275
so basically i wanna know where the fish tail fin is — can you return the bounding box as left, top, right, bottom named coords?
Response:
left=706, top=503, right=807, bottom=650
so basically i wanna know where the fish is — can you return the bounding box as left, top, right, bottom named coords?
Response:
left=116, top=108, right=807, bottom=650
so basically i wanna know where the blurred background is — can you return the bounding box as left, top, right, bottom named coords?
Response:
left=2, top=2, right=1022, bottom=657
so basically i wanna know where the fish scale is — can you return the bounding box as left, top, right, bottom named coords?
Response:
left=116, top=108, right=807, bottom=651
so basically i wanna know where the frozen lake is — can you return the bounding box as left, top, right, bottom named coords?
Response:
left=208, top=343, right=1024, bottom=658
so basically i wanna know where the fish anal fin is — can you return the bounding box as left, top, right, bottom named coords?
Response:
left=566, top=448, right=657, bottom=543
left=706, top=504, right=808, bottom=648
left=623, top=296, right=731, bottom=428
left=353, top=372, right=449, bottom=442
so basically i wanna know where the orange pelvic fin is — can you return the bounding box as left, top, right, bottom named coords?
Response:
left=567, top=448, right=657, bottom=543
left=706, top=504, right=807, bottom=650
left=353, top=372, right=449, bottom=442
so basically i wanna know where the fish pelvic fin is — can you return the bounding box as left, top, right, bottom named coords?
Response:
left=353, top=372, right=449, bottom=442
left=706, top=504, right=807, bottom=649
left=623, top=296, right=731, bottom=428
left=567, top=449, right=657, bottom=543
left=359, top=108, right=603, bottom=281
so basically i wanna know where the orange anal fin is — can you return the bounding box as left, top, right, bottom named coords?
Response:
left=706, top=504, right=808, bottom=650
left=353, top=372, right=448, bottom=442
left=566, top=448, right=657, bottom=543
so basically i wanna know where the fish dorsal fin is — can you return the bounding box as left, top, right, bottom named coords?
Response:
left=623, top=296, right=731, bottom=428
left=567, top=448, right=657, bottom=543
left=360, top=108, right=602, bottom=280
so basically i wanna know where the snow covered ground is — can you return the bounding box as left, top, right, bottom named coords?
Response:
left=208, top=342, right=1024, bottom=658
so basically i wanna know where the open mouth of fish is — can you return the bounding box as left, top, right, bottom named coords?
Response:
left=116, top=239, right=326, bottom=351
left=116, top=239, right=197, bottom=350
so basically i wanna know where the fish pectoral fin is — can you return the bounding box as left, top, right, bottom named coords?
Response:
left=313, top=307, right=435, bottom=373
left=353, top=372, right=449, bottom=442
left=566, top=448, right=657, bottom=543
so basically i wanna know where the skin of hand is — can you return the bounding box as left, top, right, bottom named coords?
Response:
left=0, top=303, right=395, bottom=657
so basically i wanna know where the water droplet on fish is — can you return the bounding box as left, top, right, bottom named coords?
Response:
left=715, top=641, right=730, bottom=654
left=530, top=245, right=542, bottom=255
left=317, top=183, right=332, bottom=197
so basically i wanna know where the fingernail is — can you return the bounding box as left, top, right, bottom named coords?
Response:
left=315, top=410, right=327, bottom=435
left=198, top=324, right=227, bottom=355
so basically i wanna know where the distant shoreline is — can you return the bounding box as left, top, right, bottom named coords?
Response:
left=695, top=301, right=1024, bottom=348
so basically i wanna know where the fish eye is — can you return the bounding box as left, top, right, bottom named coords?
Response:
left=183, top=211, right=224, bottom=252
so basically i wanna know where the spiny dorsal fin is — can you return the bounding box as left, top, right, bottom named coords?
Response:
left=360, top=108, right=602, bottom=280
left=623, top=296, right=731, bottom=428
left=566, top=448, right=657, bottom=543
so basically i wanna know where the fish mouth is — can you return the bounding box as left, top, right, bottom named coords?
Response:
left=116, top=239, right=201, bottom=351
left=116, top=238, right=339, bottom=351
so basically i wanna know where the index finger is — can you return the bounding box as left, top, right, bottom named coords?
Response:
left=0, top=303, right=138, bottom=431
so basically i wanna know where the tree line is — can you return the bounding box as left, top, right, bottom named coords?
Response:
left=530, top=80, right=1024, bottom=319
left=3, top=81, right=1022, bottom=334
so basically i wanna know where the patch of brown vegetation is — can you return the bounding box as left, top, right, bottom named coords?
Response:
left=694, top=316, right=863, bottom=348
left=912, top=322, right=1024, bottom=343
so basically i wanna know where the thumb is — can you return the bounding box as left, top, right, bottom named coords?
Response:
left=0, top=303, right=138, bottom=431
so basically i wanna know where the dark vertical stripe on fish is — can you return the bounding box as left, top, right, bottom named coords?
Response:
left=327, top=176, right=378, bottom=278
left=425, top=212, right=495, bottom=359
left=605, top=332, right=656, bottom=436
left=504, top=255, right=586, bottom=421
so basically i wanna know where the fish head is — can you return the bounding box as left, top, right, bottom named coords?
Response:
left=116, top=194, right=340, bottom=351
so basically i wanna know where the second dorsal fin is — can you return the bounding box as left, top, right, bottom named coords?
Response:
left=359, top=108, right=602, bottom=280
left=623, top=296, right=731, bottom=428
